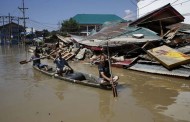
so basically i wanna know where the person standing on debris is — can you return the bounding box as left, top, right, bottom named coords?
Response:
left=98, top=54, right=119, bottom=84
left=54, top=52, right=73, bottom=76
left=55, top=40, right=60, bottom=49
left=35, top=46, right=42, bottom=54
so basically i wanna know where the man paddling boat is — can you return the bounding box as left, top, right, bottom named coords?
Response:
left=97, top=54, right=119, bottom=85
left=30, top=51, right=50, bottom=71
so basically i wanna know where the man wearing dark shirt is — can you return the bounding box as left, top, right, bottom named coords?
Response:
left=98, top=54, right=119, bottom=84
left=30, top=51, right=48, bottom=70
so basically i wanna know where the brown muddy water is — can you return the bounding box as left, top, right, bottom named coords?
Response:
left=0, top=45, right=190, bottom=122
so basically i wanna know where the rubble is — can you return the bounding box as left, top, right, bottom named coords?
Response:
left=28, top=9, right=190, bottom=79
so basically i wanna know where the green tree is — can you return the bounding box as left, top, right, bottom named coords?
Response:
left=60, top=18, right=79, bottom=33
left=42, top=29, right=50, bottom=37
left=51, top=30, right=58, bottom=35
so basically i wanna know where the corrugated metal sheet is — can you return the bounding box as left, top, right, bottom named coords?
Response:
left=176, top=46, right=190, bottom=54
left=129, top=63, right=190, bottom=78
left=80, top=26, right=162, bottom=47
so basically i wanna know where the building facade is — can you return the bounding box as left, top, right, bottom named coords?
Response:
left=72, top=14, right=124, bottom=36
left=0, top=22, right=24, bottom=45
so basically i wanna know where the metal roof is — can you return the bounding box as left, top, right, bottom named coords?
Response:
left=72, top=14, right=124, bottom=25
left=79, top=24, right=162, bottom=47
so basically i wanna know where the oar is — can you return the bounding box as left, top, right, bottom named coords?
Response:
left=19, top=56, right=48, bottom=64
left=19, top=48, right=60, bottom=64
left=107, top=41, right=118, bottom=97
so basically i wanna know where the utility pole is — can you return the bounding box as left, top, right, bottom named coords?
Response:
left=17, top=18, right=20, bottom=43
left=18, top=0, right=29, bottom=45
left=2, top=16, right=5, bottom=44
left=8, top=13, right=11, bottom=44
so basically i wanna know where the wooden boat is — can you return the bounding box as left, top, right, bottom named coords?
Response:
left=33, top=66, right=113, bottom=90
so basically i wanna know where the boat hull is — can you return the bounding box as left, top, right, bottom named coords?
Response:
left=33, top=66, right=113, bottom=90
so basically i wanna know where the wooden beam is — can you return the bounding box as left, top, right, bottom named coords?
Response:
left=159, top=20, right=163, bottom=37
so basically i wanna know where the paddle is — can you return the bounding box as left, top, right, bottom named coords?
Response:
left=19, top=56, right=48, bottom=64
left=19, top=47, right=60, bottom=65
left=106, top=41, right=118, bottom=97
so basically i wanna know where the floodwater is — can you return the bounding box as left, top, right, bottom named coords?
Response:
left=0, top=45, right=190, bottom=122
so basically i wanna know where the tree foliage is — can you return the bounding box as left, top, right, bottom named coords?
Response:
left=60, top=18, right=79, bottom=33
left=35, top=29, right=50, bottom=37
left=42, top=29, right=50, bottom=37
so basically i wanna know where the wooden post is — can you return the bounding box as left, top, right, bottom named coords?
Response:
left=159, top=20, right=163, bottom=37
left=107, top=41, right=118, bottom=97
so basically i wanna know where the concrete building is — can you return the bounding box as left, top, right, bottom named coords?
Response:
left=72, top=14, right=124, bottom=36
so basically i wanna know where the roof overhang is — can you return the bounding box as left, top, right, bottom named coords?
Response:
left=130, top=4, right=184, bottom=34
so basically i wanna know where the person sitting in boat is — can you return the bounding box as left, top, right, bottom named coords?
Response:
left=98, top=54, right=119, bottom=85
left=54, top=52, right=73, bottom=76
left=30, top=51, right=49, bottom=71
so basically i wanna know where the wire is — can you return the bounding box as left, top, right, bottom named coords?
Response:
left=124, top=0, right=160, bottom=20
left=28, top=19, right=57, bottom=30
left=133, top=0, right=190, bottom=24
left=135, top=12, right=190, bottom=25
left=139, top=0, right=159, bottom=10
left=139, top=0, right=190, bottom=17
left=29, top=19, right=58, bottom=26
left=125, top=0, right=190, bottom=20
left=172, top=0, right=190, bottom=6
left=130, top=0, right=137, bottom=7
left=171, top=0, right=179, bottom=5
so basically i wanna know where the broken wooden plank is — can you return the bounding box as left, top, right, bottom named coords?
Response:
left=147, top=45, right=190, bottom=69
left=65, top=53, right=75, bottom=60
left=112, top=57, right=139, bottom=68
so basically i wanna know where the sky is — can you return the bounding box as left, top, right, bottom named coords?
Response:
left=0, top=0, right=137, bottom=31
